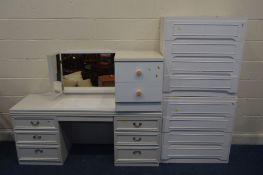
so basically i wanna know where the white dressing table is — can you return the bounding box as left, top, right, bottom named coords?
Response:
left=10, top=93, right=162, bottom=166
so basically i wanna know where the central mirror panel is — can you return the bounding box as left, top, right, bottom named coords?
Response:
left=58, top=53, right=115, bottom=88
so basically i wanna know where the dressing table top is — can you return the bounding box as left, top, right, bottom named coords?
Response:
left=10, top=93, right=116, bottom=113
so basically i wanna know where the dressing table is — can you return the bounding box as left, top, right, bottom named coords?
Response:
left=11, top=51, right=163, bottom=166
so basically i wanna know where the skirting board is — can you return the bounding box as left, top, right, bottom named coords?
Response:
left=232, top=133, right=263, bottom=145
left=1, top=131, right=263, bottom=145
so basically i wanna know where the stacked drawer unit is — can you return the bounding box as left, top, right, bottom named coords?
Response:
left=160, top=17, right=247, bottom=163
left=11, top=115, right=66, bottom=165
left=114, top=114, right=161, bottom=166
left=114, top=51, right=163, bottom=166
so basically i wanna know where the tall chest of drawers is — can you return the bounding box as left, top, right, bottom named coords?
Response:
left=160, top=17, right=247, bottom=163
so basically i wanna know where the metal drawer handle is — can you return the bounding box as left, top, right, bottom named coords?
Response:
left=33, top=135, right=42, bottom=140
left=133, top=137, right=142, bottom=142
left=133, top=122, right=142, bottom=128
left=30, top=121, right=40, bottom=126
left=132, top=150, right=142, bottom=155
left=34, top=149, right=43, bottom=154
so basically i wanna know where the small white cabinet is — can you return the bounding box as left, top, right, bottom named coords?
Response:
left=115, top=51, right=163, bottom=111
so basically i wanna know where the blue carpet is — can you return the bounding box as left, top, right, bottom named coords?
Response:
left=0, top=142, right=262, bottom=175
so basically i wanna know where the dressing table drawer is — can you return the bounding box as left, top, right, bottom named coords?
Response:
left=13, top=117, right=57, bottom=130
left=115, top=132, right=160, bottom=146
left=17, top=145, right=61, bottom=162
left=15, top=131, right=59, bottom=145
left=115, top=62, right=163, bottom=82
left=114, top=117, right=161, bottom=132
left=115, top=146, right=160, bottom=164
left=115, top=82, right=162, bottom=102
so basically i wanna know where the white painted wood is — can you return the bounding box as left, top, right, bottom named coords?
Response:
left=161, top=158, right=228, bottom=163
left=114, top=117, right=161, bottom=132
left=165, top=54, right=241, bottom=76
left=162, top=116, right=233, bottom=132
left=163, top=40, right=243, bottom=56
left=17, top=145, right=61, bottom=162
left=163, top=131, right=232, bottom=146
left=161, top=145, right=230, bottom=161
left=115, top=62, right=163, bottom=82
left=116, top=82, right=162, bottom=102
left=10, top=94, right=115, bottom=113
left=115, top=146, right=160, bottom=164
left=15, top=131, right=59, bottom=145
left=163, top=74, right=239, bottom=95
left=13, top=117, right=57, bottom=130
left=115, top=132, right=160, bottom=146
left=116, top=102, right=161, bottom=112
left=163, top=97, right=236, bottom=117
left=161, top=17, right=246, bottom=41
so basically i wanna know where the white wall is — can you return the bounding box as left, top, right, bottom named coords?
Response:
left=0, top=0, right=263, bottom=144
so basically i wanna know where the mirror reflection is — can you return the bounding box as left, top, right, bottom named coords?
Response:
left=56, top=53, right=115, bottom=87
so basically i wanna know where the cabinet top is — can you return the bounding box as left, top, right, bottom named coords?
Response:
left=10, top=93, right=116, bottom=113
left=115, top=51, right=163, bottom=62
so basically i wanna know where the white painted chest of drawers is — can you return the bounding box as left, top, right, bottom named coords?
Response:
left=160, top=17, right=246, bottom=163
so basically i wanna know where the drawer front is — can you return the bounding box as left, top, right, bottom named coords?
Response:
left=114, top=117, right=161, bottom=132
left=162, top=145, right=230, bottom=161
left=164, top=40, right=242, bottom=55
left=115, top=62, right=163, bottom=82
left=163, top=19, right=246, bottom=41
left=15, top=131, right=58, bottom=145
left=162, top=116, right=233, bottom=132
left=115, top=82, right=162, bottom=102
left=17, top=146, right=61, bottom=162
left=165, top=54, right=240, bottom=76
left=163, top=98, right=236, bottom=117
left=115, top=132, right=160, bottom=146
left=163, top=131, right=232, bottom=146
left=13, top=117, right=57, bottom=130
left=115, top=146, right=159, bottom=163
left=163, top=74, right=238, bottom=94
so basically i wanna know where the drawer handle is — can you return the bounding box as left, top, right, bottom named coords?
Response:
left=132, top=137, right=142, bottom=142
left=34, top=149, right=44, bottom=154
left=33, top=135, right=42, bottom=140
left=136, top=89, right=142, bottom=97
left=30, top=121, right=40, bottom=126
left=133, top=122, right=142, bottom=128
left=136, top=69, right=142, bottom=77
left=132, top=150, right=142, bottom=155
